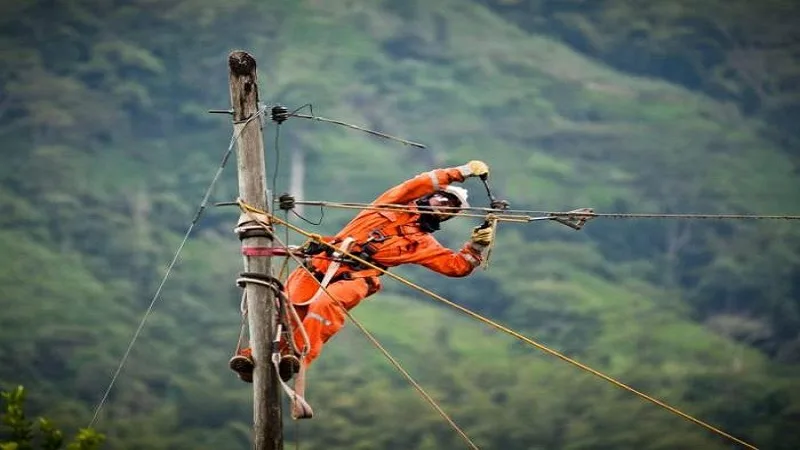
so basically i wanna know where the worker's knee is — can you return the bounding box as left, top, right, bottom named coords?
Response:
left=307, top=302, right=346, bottom=341
left=301, top=307, right=344, bottom=365
left=296, top=277, right=381, bottom=366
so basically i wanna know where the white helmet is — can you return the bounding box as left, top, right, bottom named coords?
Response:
left=439, top=185, right=470, bottom=210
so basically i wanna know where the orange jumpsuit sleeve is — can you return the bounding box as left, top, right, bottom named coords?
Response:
left=372, top=167, right=467, bottom=205
left=404, top=234, right=483, bottom=278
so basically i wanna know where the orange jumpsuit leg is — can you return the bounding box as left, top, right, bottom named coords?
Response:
left=239, top=268, right=381, bottom=366
left=238, top=268, right=318, bottom=359
left=290, top=275, right=381, bottom=366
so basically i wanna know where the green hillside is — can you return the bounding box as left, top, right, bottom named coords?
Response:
left=478, top=0, right=800, bottom=151
left=1, top=1, right=799, bottom=449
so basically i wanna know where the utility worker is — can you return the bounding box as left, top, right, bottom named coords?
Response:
left=229, top=160, right=494, bottom=385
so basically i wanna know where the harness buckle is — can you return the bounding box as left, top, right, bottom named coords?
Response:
left=367, top=229, right=389, bottom=243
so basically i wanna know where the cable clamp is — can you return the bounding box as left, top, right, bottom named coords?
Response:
left=550, top=208, right=596, bottom=231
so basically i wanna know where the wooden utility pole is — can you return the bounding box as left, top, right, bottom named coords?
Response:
left=228, top=50, right=283, bottom=450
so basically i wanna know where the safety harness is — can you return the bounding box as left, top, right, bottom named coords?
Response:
left=297, top=208, right=428, bottom=305
left=295, top=237, right=356, bottom=307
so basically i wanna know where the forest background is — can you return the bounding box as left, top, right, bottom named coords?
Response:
left=1, top=0, right=799, bottom=449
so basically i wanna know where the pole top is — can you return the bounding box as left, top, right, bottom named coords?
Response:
left=229, top=51, right=257, bottom=76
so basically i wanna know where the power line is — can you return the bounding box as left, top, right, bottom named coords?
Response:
left=290, top=112, right=426, bottom=148
left=563, top=212, right=800, bottom=220
left=273, top=199, right=800, bottom=222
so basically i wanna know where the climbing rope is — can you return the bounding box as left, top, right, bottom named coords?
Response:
left=236, top=272, right=314, bottom=419
left=234, top=290, right=249, bottom=355
left=266, top=225, right=480, bottom=449
left=234, top=274, right=309, bottom=358
left=238, top=198, right=759, bottom=450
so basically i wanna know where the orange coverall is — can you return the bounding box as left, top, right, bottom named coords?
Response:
left=286, top=167, right=484, bottom=366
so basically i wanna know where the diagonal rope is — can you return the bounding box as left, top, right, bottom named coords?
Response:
left=238, top=199, right=760, bottom=450
left=87, top=107, right=267, bottom=428
left=267, top=230, right=480, bottom=450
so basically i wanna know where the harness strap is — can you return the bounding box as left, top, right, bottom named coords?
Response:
left=270, top=323, right=313, bottom=419
left=335, top=204, right=420, bottom=248
left=295, top=237, right=355, bottom=307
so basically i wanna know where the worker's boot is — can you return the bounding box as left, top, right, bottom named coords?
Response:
left=229, top=348, right=254, bottom=383
left=278, top=354, right=301, bottom=382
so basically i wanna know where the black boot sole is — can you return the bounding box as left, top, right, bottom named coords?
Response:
left=279, top=355, right=301, bottom=382
left=229, top=355, right=254, bottom=383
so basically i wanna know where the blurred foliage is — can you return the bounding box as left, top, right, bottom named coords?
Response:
left=0, top=0, right=799, bottom=449
left=1, top=386, right=105, bottom=450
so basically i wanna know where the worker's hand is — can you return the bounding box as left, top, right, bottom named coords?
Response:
left=470, top=223, right=494, bottom=248
left=458, top=160, right=490, bottom=178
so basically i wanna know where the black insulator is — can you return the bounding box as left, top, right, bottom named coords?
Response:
left=271, top=105, right=289, bottom=123
left=490, top=199, right=510, bottom=210
left=278, top=193, right=295, bottom=211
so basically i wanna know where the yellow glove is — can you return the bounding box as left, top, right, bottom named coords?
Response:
left=458, top=160, right=490, bottom=178
left=470, top=224, right=494, bottom=247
